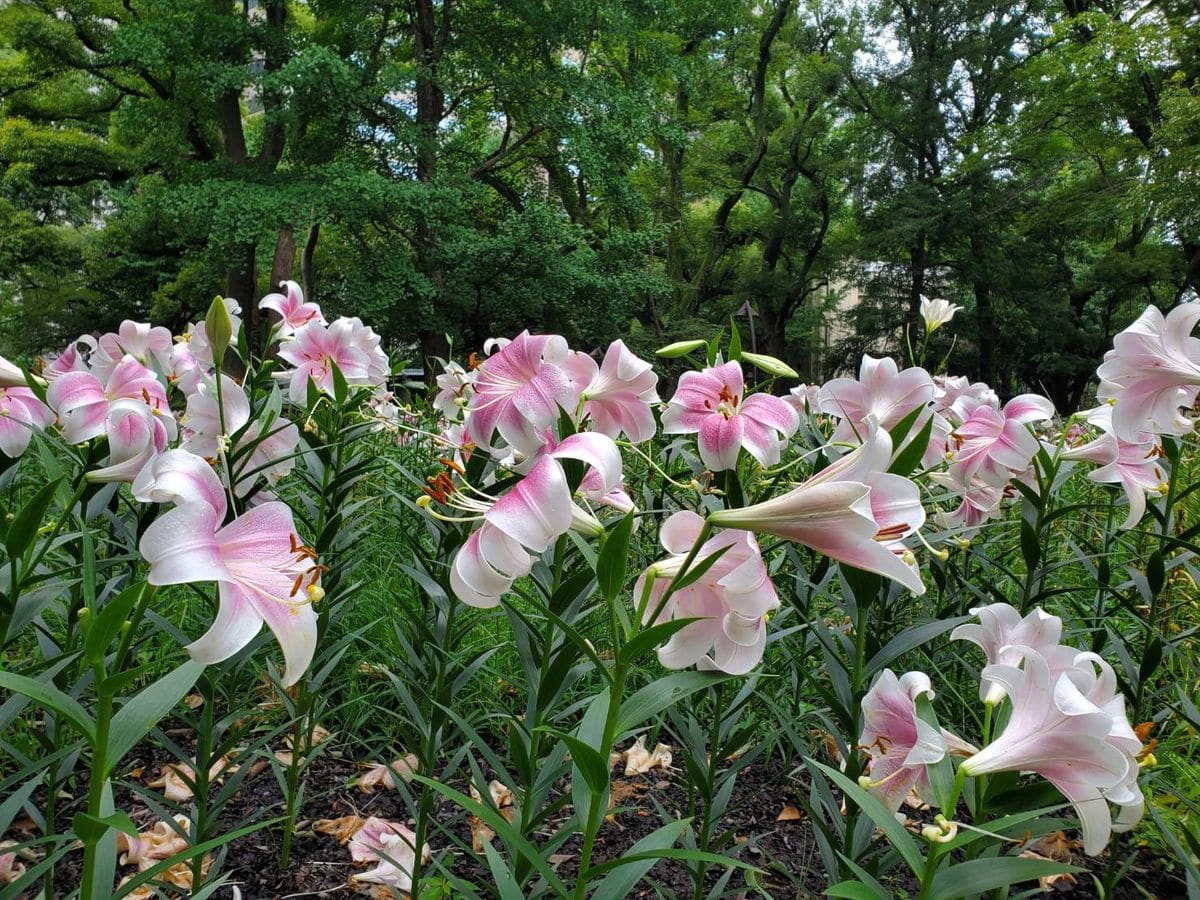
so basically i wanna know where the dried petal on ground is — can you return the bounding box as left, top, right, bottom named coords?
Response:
left=276, top=724, right=333, bottom=765
left=776, top=805, right=802, bottom=821
left=1027, top=830, right=1081, bottom=863
left=618, top=736, right=673, bottom=775
left=315, top=815, right=367, bottom=844
left=468, top=780, right=516, bottom=852
left=145, top=757, right=233, bottom=801
left=0, top=842, right=26, bottom=885
left=119, top=854, right=211, bottom=899
left=118, top=815, right=192, bottom=869
left=1019, top=850, right=1078, bottom=891
left=608, top=780, right=648, bottom=811
left=347, top=818, right=429, bottom=895
left=183, top=694, right=205, bottom=709
left=357, top=754, right=419, bottom=793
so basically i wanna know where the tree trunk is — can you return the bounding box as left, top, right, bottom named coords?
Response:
left=302, top=224, right=320, bottom=303
left=413, top=0, right=450, bottom=378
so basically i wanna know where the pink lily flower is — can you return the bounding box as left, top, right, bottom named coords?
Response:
left=138, top=451, right=321, bottom=687
left=167, top=342, right=205, bottom=395
left=948, top=393, right=1055, bottom=487
left=278, top=319, right=373, bottom=404
left=41, top=340, right=93, bottom=381
left=88, top=400, right=171, bottom=483
left=564, top=340, right=660, bottom=443
left=860, top=670, right=976, bottom=812
left=132, top=448, right=221, bottom=507
left=934, top=375, right=999, bottom=424
left=260, top=280, right=326, bottom=337
left=46, top=355, right=173, bottom=445
left=96, top=321, right=174, bottom=376
left=951, top=603, right=1066, bottom=704
left=1060, top=406, right=1166, bottom=530
left=661, top=361, right=798, bottom=471
left=433, top=360, right=474, bottom=420
left=959, top=646, right=1144, bottom=855
left=819, top=355, right=934, bottom=445
left=447, top=432, right=622, bottom=607
left=634, top=510, right=779, bottom=674
left=0, top=386, right=54, bottom=459
left=1096, top=302, right=1200, bottom=440
left=929, top=469, right=1008, bottom=534
left=181, top=374, right=300, bottom=495
left=708, top=425, right=927, bottom=594
left=466, top=331, right=577, bottom=455
left=342, top=316, right=391, bottom=387
left=785, top=383, right=821, bottom=414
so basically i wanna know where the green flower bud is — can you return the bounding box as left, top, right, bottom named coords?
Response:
left=204, top=295, right=234, bottom=363
left=655, top=339, right=707, bottom=358
left=740, top=351, right=799, bottom=379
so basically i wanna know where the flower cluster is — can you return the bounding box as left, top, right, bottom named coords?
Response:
left=860, top=602, right=1146, bottom=855
left=0, top=282, right=395, bottom=686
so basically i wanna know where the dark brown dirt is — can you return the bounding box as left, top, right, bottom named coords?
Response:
left=5, top=743, right=1189, bottom=899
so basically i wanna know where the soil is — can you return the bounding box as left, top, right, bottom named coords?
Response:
left=5, top=742, right=1188, bottom=899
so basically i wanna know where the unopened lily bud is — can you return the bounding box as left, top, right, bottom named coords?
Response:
left=204, top=295, right=234, bottom=362
left=655, top=339, right=707, bottom=358
left=740, top=351, right=800, bottom=379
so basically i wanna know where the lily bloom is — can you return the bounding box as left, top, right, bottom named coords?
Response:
left=0, top=386, right=53, bottom=458
left=1060, top=406, right=1166, bottom=531
left=708, top=425, right=927, bottom=594
left=445, top=432, right=622, bottom=607
left=88, top=400, right=171, bottom=483
left=929, top=469, right=1008, bottom=534
left=260, top=281, right=325, bottom=337
left=860, top=670, right=976, bottom=812
left=132, top=448, right=222, bottom=508
left=634, top=510, right=779, bottom=675
left=46, top=355, right=173, bottom=445
left=933, top=375, right=999, bottom=424
left=181, top=375, right=299, bottom=496
left=959, top=646, right=1143, bottom=855
left=138, top=452, right=321, bottom=687
left=819, top=355, right=934, bottom=446
left=433, top=360, right=473, bottom=420
left=951, top=603, right=1066, bottom=704
left=919, top=296, right=963, bottom=333
left=278, top=319, right=373, bottom=403
left=96, top=320, right=174, bottom=377
left=1096, top=303, right=1200, bottom=440
left=466, top=331, right=577, bottom=455
left=948, top=394, right=1055, bottom=487
left=564, top=340, right=660, bottom=443
left=661, top=361, right=798, bottom=471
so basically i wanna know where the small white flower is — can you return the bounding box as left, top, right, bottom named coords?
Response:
left=919, top=295, right=963, bottom=333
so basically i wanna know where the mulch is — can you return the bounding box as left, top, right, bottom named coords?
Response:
left=5, top=741, right=1188, bottom=899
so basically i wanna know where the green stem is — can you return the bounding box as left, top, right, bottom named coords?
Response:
left=78, top=663, right=112, bottom=900
left=574, top=664, right=628, bottom=899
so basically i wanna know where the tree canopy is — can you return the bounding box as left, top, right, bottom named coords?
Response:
left=1, top=0, right=1196, bottom=405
